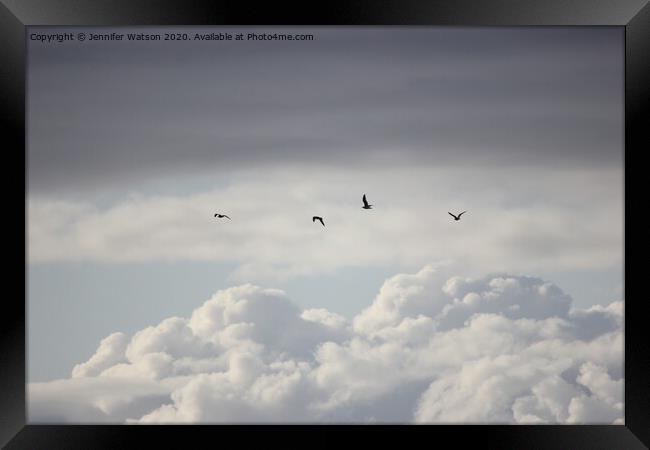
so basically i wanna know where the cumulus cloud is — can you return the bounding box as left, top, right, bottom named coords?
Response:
left=28, top=264, right=623, bottom=424
left=71, top=332, right=128, bottom=378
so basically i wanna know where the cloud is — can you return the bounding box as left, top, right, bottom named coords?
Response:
left=27, top=166, right=623, bottom=282
left=28, top=376, right=174, bottom=423
left=71, top=332, right=128, bottom=378
left=28, top=264, right=623, bottom=424
left=28, top=28, right=622, bottom=195
left=509, top=361, right=623, bottom=424
left=353, top=264, right=574, bottom=336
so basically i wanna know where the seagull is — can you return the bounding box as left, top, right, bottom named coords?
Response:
left=448, top=211, right=466, bottom=221
left=214, top=213, right=231, bottom=220
left=362, top=194, right=373, bottom=210
left=312, top=216, right=325, bottom=226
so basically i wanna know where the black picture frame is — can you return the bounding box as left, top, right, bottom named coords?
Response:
left=2, top=0, right=648, bottom=448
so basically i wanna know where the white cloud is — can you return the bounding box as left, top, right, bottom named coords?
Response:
left=71, top=332, right=128, bottom=378
left=414, top=354, right=574, bottom=423
left=575, top=362, right=623, bottom=410
left=187, top=284, right=349, bottom=360
left=28, top=265, right=623, bottom=424
left=301, top=308, right=349, bottom=331
left=28, top=166, right=622, bottom=282
left=28, top=376, right=174, bottom=423
left=352, top=263, right=453, bottom=337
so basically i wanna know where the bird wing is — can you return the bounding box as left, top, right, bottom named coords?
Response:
left=312, top=216, right=317, bottom=222
left=458, top=211, right=467, bottom=217
left=319, top=218, right=325, bottom=226
left=448, top=212, right=457, bottom=219
left=363, top=194, right=368, bottom=206
left=224, top=215, right=231, bottom=219
left=214, top=213, right=218, bottom=217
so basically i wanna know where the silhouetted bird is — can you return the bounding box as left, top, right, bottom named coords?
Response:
left=313, top=216, right=325, bottom=226
left=362, top=194, right=373, bottom=210
left=448, top=211, right=466, bottom=221
left=214, top=213, right=231, bottom=220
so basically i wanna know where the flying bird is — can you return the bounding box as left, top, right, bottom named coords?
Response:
left=448, top=211, right=467, bottom=221
left=214, top=213, right=231, bottom=220
left=362, top=194, right=373, bottom=210
left=312, top=216, right=325, bottom=226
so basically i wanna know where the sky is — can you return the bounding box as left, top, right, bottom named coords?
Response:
left=27, top=26, right=624, bottom=424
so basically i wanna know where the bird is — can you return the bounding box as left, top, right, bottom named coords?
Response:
left=312, top=216, right=325, bottom=226
left=362, top=194, right=373, bottom=210
left=214, top=213, right=231, bottom=220
left=448, top=211, right=467, bottom=221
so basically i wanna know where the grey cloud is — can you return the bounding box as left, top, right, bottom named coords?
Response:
left=28, top=27, right=622, bottom=193
left=568, top=303, right=622, bottom=341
